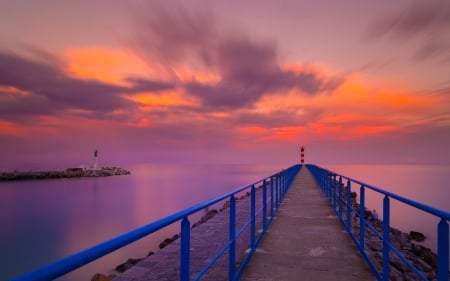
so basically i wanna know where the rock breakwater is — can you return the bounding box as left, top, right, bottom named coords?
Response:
left=0, top=167, right=131, bottom=181
left=346, top=189, right=442, bottom=281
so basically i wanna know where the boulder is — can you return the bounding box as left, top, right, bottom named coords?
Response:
left=159, top=234, right=179, bottom=249
left=411, top=244, right=437, bottom=268
left=409, top=231, right=425, bottom=242
left=115, top=258, right=142, bottom=273
left=201, top=209, right=218, bottom=223
left=91, top=273, right=113, bottom=281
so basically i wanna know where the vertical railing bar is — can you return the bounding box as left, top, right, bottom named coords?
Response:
left=346, top=180, right=352, bottom=232
left=338, top=176, right=343, bottom=219
left=322, top=170, right=325, bottom=193
left=279, top=173, right=281, bottom=205
left=270, top=176, right=274, bottom=218
left=437, top=218, right=449, bottom=281
left=251, top=185, right=256, bottom=250
left=228, top=195, right=236, bottom=281
left=359, top=185, right=365, bottom=249
left=329, top=173, right=333, bottom=203
left=326, top=172, right=329, bottom=200
left=275, top=175, right=279, bottom=209
left=382, top=195, right=390, bottom=280
left=180, top=217, right=191, bottom=281
left=262, top=179, right=267, bottom=230
left=333, top=174, right=337, bottom=209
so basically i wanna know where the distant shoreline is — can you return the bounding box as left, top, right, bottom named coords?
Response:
left=0, top=167, right=131, bottom=181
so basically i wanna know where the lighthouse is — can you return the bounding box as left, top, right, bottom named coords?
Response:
left=301, top=146, right=305, bottom=164
left=93, top=149, right=98, bottom=170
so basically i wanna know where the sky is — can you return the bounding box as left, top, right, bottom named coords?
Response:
left=1, top=0, right=450, bottom=170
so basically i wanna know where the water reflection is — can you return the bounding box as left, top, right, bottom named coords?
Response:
left=325, top=165, right=450, bottom=252
left=0, top=163, right=282, bottom=281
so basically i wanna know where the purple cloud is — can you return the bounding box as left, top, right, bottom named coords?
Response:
left=184, top=37, right=339, bottom=109
left=232, top=108, right=323, bottom=129
left=366, top=0, right=450, bottom=61
left=0, top=51, right=176, bottom=122
left=126, top=77, right=175, bottom=93
left=132, top=3, right=217, bottom=68
left=367, top=1, right=450, bottom=38
left=131, top=4, right=342, bottom=110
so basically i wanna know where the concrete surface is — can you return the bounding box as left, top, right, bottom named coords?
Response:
left=240, top=166, right=375, bottom=281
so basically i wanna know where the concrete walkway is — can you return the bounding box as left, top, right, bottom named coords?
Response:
left=240, top=166, right=375, bottom=281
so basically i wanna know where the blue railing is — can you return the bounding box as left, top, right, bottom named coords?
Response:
left=307, top=164, right=449, bottom=281
left=11, top=164, right=301, bottom=281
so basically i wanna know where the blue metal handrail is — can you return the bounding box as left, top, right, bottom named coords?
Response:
left=307, top=164, right=450, bottom=281
left=11, top=164, right=301, bottom=281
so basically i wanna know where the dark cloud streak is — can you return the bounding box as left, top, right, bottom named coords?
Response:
left=132, top=4, right=342, bottom=110
left=366, top=0, right=450, bottom=61
left=0, top=51, right=175, bottom=122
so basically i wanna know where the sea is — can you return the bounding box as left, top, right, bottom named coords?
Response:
left=1, top=164, right=449, bottom=281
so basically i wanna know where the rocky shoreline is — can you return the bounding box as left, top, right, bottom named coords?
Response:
left=347, top=190, right=442, bottom=281
left=0, top=166, right=131, bottom=181
left=92, top=181, right=445, bottom=281
left=92, top=189, right=260, bottom=281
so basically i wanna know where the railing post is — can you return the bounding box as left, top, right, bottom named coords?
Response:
left=263, top=179, right=267, bottom=231
left=359, top=185, right=365, bottom=249
left=338, top=176, right=343, bottom=219
left=332, top=174, right=337, bottom=209
left=328, top=173, right=332, bottom=201
left=275, top=174, right=279, bottom=208
left=346, top=180, right=351, bottom=232
left=285, top=170, right=287, bottom=194
left=322, top=170, right=326, bottom=192
left=285, top=170, right=288, bottom=193
left=229, top=195, right=236, bottom=281
left=180, top=217, right=191, bottom=281
left=270, top=176, right=274, bottom=218
left=437, top=218, right=449, bottom=281
left=251, top=185, right=256, bottom=250
left=382, top=196, right=390, bottom=280
left=319, top=169, right=323, bottom=191
left=280, top=171, right=284, bottom=200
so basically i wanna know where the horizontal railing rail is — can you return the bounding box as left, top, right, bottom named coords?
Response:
left=11, top=164, right=301, bottom=281
left=307, top=164, right=450, bottom=281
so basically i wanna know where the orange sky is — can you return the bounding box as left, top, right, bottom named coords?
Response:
left=1, top=0, right=450, bottom=169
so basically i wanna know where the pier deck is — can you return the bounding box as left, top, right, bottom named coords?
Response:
left=240, top=167, right=374, bottom=281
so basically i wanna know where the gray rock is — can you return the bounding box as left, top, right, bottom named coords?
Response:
left=409, top=231, right=426, bottom=242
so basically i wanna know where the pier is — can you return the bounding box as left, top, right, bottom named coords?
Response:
left=240, top=167, right=373, bottom=280
left=10, top=164, right=449, bottom=281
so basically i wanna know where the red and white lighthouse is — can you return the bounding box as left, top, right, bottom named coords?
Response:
left=301, top=146, right=305, bottom=164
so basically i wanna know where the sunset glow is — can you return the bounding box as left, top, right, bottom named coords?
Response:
left=1, top=0, right=449, bottom=168
left=64, top=47, right=152, bottom=86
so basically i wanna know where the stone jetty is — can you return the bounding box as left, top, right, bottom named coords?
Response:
left=92, top=167, right=441, bottom=281
left=92, top=186, right=264, bottom=281
left=0, top=166, right=130, bottom=181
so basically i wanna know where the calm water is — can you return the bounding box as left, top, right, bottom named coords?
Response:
left=325, top=165, right=450, bottom=252
left=1, top=164, right=449, bottom=280
left=0, top=163, right=284, bottom=281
